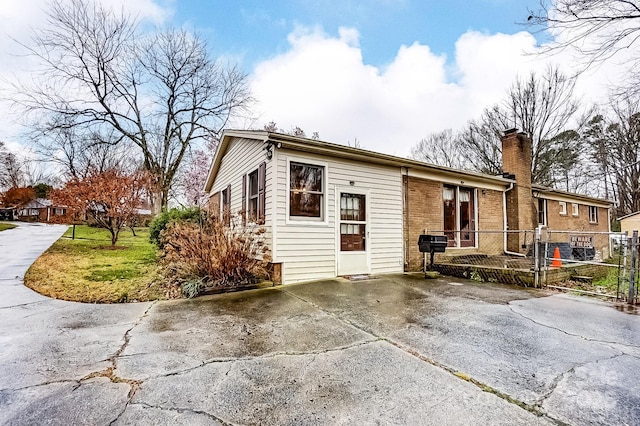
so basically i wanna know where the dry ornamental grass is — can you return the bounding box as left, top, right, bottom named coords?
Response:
left=160, top=214, right=271, bottom=296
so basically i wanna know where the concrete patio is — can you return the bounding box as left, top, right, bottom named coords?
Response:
left=1, top=223, right=640, bottom=425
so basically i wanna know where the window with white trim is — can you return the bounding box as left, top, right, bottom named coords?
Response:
left=572, top=203, right=579, bottom=216
left=538, top=198, right=547, bottom=226
left=443, top=185, right=476, bottom=247
left=589, top=206, right=598, bottom=223
left=559, top=201, right=567, bottom=215
left=289, top=162, right=324, bottom=220
left=248, top=169, right=259, bottom=220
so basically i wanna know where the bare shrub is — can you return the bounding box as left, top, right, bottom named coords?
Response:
left=160, top=214, right=271, bottom=296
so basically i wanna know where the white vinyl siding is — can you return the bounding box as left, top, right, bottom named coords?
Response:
left=209, top=138, right=273, bottom=243
left=274, top=149, right=404, bottom=284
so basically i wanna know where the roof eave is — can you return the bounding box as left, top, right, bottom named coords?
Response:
left=532, top=184, right=612, bottom=207
left=266, top=133, right=511, bottom=186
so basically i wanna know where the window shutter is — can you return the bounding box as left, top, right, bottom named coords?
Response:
left=241, top=174, right=247, bottom=225
left=258, top=162, right=266, bottom=222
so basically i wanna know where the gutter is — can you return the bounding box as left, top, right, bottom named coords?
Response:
left=502, top=182, right=526, bottom=257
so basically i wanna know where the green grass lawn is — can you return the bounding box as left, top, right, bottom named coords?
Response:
left=0, top=222, right=17, bottom=232
left=25, top=225, right=165, bottom=303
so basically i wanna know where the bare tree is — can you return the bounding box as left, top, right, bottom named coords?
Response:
left=263, top=121, right=278, bottom=132
left=527, top=0, right=640, bottom=96
left=13, top=0, right=252, bottom=213
left=458, top=66, right=583, bottom=186
left=410, top=129, right=469, bottom=169
left=346, top=138, right=362, bottom=148
left=31, top=116, right=136, bottom=180
left=262, top=122, right=320, bottom=140
left=584, top=99, right=640, bottom=216
left=0, top=142, right=25, bottom=190
left=457, top=116, right=504, bottom=175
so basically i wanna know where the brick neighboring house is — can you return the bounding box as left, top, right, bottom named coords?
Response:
left=16, top=198, right=67, bottom=223
left=204, top=129, right=612, bottom=285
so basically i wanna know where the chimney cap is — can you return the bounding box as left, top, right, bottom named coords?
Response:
left=503, top=128, right=518, bottom=135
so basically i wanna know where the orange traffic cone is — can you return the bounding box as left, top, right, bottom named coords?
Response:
left=551, top=247, right=562, bottom=267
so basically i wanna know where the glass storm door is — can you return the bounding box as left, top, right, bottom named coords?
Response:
left=443, top=185, right=476, bottom=247
left=337, top=191, right=369, bottom=275
left=458, top=188, right=475, bottom=247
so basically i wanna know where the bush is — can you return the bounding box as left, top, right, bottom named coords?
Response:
left=149, top=207, right=203, bottom=248
left=160, top=214, right=270, bottom=297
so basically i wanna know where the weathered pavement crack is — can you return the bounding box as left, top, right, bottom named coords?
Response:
left=152, top=339, right=379, bottom=380
left=281, top=288, right=567, bottom=425
left=111, top=301, right=157, bottom=364
left=0, top=300, right=50, bottom=310
left=73, top=301, right=155, bottom=426
left=128, top=402, right=238, bottom=425
left=1, top=379, right=80, bottom=393
left=509, top=304, right=640, bottom=353
left=533, top=352, right=628, bottom=409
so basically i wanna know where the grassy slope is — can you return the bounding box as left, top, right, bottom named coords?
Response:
left=0, top=222, right=17, bottom=232
left=25, top=225, right=165, bottom=303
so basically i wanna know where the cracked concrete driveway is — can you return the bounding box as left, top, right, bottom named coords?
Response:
left=2, top=223, right=640, bottom=425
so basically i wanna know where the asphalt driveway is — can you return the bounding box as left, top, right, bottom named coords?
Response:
left=1, top=222, right=640, bottom=425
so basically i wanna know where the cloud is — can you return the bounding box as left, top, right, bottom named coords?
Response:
left=251, top=26, right=618, bottom=156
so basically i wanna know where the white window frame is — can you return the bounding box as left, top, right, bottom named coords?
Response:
left=559, top=201, right=567, bottom=216
left=285, top=156, right=329, bottom=226
left=572, top=203, right=579, bottom=216
left=247, top=168, right=259, bottom=221
left=538, top=198, right=548, bottom=226
left=589, top=206, right=598, bottom=224
left=443, top=185, right=478, bottom=249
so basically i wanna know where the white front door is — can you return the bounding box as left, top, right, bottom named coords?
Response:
left=337, top=190, right=369, bottom=275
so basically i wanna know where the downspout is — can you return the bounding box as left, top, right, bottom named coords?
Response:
left=502, top=182, right=526, bottom=257
left=403, top=166, right=410, bottom=270
left=271, top=143, right=278, bottom=267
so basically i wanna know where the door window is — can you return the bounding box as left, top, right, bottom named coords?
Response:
left=340, top=193, right=366, bottom=251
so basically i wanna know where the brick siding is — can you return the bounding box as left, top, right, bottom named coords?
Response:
left=404, top=176, right=506, bottom=271
left=502, top=131, right=537, bottom=252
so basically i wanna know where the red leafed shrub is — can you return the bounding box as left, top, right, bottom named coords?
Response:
left=160, top=213, right=271, bottom=297
left=51, top=169, right=150, bottom=246
left=2, top=187, right=36, bottom=206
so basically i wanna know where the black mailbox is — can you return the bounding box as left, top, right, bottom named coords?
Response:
left=418, top=234, right=447, bottom=274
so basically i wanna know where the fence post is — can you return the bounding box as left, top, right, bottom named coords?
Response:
left=629, top=230, right=638, bottom=305
left=534, top=226, right=542, bottom=288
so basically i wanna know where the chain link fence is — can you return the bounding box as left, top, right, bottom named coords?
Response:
left=426, top=228, right=640, bottom=304
left=426, top=230, right=537, bottom=286
left=541, top=229, right=638, bottom=303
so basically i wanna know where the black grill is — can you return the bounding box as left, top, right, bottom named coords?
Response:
left=418, top=235, right=447, bottom=253
left=418, top=234, right=447, bottom=274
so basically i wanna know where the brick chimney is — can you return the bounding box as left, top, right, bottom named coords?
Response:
left=501, top=129, right=537, bottom=252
